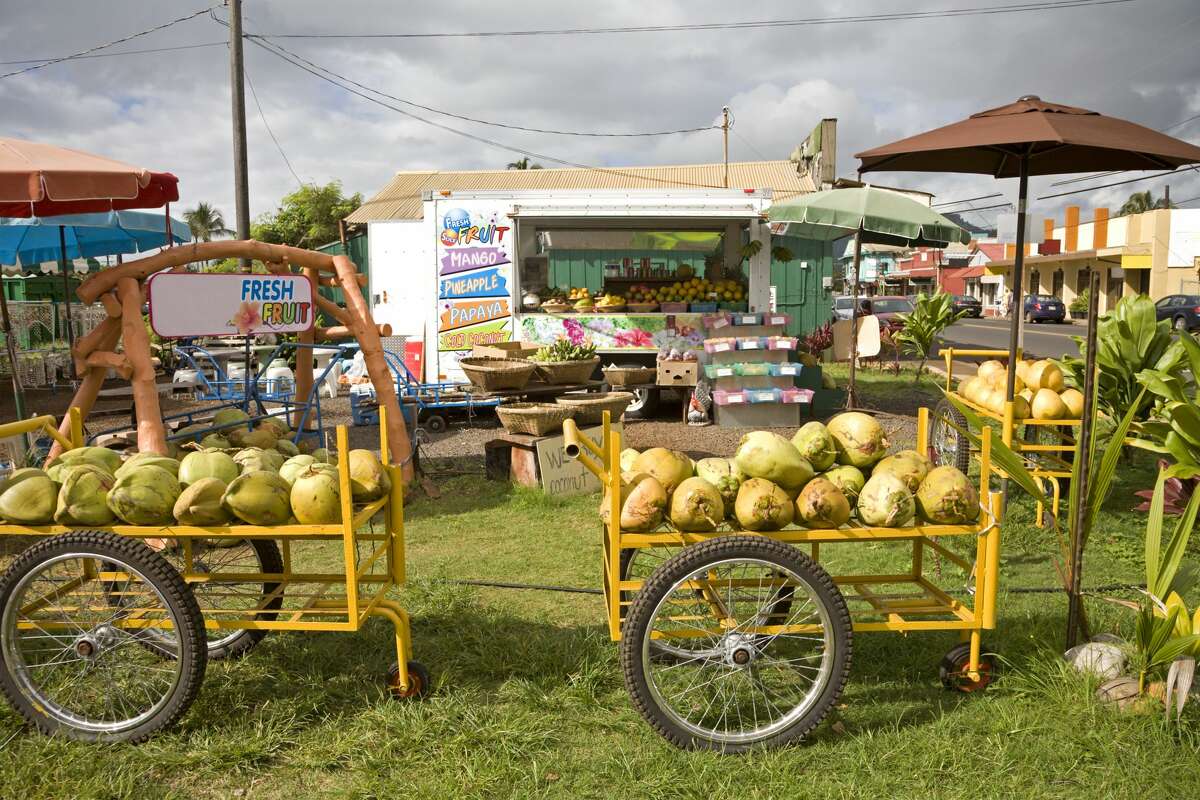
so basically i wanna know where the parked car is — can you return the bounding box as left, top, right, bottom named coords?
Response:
left=870, top=295, right=914, bottom=331
left=1023, top=294, right=1066, bottom=323
left=832, top=295, right=870, bottom=322
left=1154, top=294, right=1200, bottom=331
left=952, top=295, right=983, bottom=318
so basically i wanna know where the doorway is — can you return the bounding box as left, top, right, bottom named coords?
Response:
left=1051, top=269, right=1064, bottom=298
left=1028, top=269, right=1040, bottom=294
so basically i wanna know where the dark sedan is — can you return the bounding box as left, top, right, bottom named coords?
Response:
left=1154, top=294, right=1200, bottom=332
left=1023, top=294, right=1066, bottom=323
left=952, top=295, right=983, bottom=318
left=870, top=295, right=914, bottom=331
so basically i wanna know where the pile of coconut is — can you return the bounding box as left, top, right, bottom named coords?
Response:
left=957, top=358, right=1083, bottom=420
left=0, top=412, right=390, bottom=528
left=605, top=412, right=980, bottom=533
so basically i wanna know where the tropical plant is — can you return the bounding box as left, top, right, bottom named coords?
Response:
left=799, top=321, right=833, bottom=355
left=1128, top=328, right=1200, bottom=466
left=1068, top=287, right=1089, bottom=313
left=252, top=181, right=362, bottom=248
left=1058, top=295, right=1185, bottom=422
left=1133, top=459, right=1200, bottom=515
left=1117, top=190, right=1174, bottom=217
left=182, top=202, right=232, bottom=242
left=894, top=291, right=966, bottom=382
left=506, top=157, right=542, bottom=170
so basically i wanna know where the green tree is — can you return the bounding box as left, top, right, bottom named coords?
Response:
left=251, top=181, right=362, bottom=248
left=1118, top=189, right=1174, bottom=216
left=506, top=157, right=542, bottom=170
left=182, top=202, right=232, bottom=242
left=202, top=258, right=268, bottom=274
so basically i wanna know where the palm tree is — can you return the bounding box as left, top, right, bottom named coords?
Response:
left=506, top=157, right=543, bottom=170
left=1117, top=190, right=1174, bottom=217
left=183, top=202, right=233, bottom=242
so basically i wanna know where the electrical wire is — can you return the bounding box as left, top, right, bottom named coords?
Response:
left=1036, top=165, right=1200, bottom=200
left=251, top=1, right=1135, bottom=38
left=245, top=67, right=305, bottom=188
left=934, top=192, right=1004, bottom=207
left=0, top=40, right=226, bottom=65
left=0, top=5, right=219, bottom=80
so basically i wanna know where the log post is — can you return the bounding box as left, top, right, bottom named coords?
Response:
left=71, top=316, right=123, bottom=375
left=330, top=254, right=412, bottom=482
left=99, top=291, right=122, bottom=318
left=292, top=266, right=318, bottom=430
left=84, top=351, right=133, bottom=380
left=45, top=321, right=122, bottom=463
left=117, top=277, right=168, bottom=454
left=316, top=323, right=391, bottom=341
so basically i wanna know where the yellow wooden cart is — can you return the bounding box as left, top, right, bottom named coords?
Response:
left=931, top=347, right=1081, bottom=522
left=0, top=407, right=425, bottom=744
left=563, top=408, right=1003, bottom=752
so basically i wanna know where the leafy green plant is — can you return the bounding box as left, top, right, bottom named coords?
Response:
left=895, top=291, right=966, bottom=382
left=1068, top=287, right=1089, bottom=314
left=1058, top=295, right=1185, bottom=422
left=531, top=338, right=597, bottom=362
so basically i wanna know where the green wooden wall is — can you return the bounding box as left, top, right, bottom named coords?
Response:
left=547, top=248, right=708, bottom=291
left=769, top=235, right=835, bottom=338
left=315, top=233, right=370, bottom=307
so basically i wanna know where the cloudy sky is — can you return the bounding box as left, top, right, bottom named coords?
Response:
left=3, top=0, right=1197, bottom=234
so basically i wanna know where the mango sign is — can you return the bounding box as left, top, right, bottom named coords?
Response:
left=147, top=272, right=315, bottom=338
left=439, top=298, right=510, bottom=332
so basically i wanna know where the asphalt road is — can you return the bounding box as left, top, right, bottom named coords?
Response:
left=936, top=316, right=1083, bottom=360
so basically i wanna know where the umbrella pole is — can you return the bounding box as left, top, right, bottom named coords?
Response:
left=847, top=225, right=863, bottom=408
left=1001, top=154, right=1030, bottom=511
left=57, top=225, right=76, bottom=380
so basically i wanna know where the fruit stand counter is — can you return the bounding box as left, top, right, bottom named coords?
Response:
left=519, top=311, right=707, bottom=353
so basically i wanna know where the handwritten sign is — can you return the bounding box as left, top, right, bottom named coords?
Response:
left=146, top=272, right=315, bottom=338
left=535, top=422, right=624, bottom=497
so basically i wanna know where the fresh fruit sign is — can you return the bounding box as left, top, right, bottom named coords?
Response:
left=436, top=203, right=515, bottom=362
left=146, top=272, right=315, bottom=338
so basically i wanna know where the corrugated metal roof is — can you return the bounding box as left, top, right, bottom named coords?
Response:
left=346, top=160, right=816, bottom=223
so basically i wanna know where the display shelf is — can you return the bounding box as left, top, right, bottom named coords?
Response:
left=703, top=314, right=810, bottom=428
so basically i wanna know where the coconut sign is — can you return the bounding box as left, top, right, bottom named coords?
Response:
left=147, top=272, right=315, bottom=338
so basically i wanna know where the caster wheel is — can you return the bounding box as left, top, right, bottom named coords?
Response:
left=939, top=642, right=997, bottom=692
left=387, top=660, right=431, bottom=699
left=424, top=415, right=447, bottom=434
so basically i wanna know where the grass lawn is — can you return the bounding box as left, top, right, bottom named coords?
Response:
left=2, top=409, right=1199, bottom=797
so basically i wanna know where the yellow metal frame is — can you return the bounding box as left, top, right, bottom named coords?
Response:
left=563, top=408, right=1003, bottom=680
left=0, top=407, right=417, bottom=692
left=940, top=347, right=1079, bottom=523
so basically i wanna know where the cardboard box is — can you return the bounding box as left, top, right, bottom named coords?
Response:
left=472, top=341, right=539, bottom=360
left=657, top=360, right=699, bottom=387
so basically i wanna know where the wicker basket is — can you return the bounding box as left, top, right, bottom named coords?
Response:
left=540, top=302, right=570, bottom=314
left=596, top=304, right=626, bottom=313
left=555, top=391, right=634, bottom=424
left=602, top=365, right=656, bottom=386
left=533, top=356, right=600, bottom=385
left=458, top=358, right=537, bottom=391
left=495, top=403, right=576, bottom=436
left=627, top=302, right=659, bottom=313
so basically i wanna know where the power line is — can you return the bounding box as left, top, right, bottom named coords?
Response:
left=0, top=41, right=226, bottom=65
left=934, top=192, right=1003, bottom=207
left=0, top=5, right=218, bottom=80
left=244, top=67, right=304, bottom=188
left=250, top=1, right=1134, bottom=39
left=242, top=31, right=717, bottom=138
left=1036, top=165, right=1200, bottom=200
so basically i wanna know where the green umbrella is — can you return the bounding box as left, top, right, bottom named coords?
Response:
left=768, top=187, right=969, bottom=407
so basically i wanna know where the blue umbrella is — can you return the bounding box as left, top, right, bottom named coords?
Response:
left=0, top=210, right=190, bottom=267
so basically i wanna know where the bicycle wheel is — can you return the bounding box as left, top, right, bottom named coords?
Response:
left=929, top=398, right=970, bottom=473
left=621, top=536, right=851, bottom=752
left=152, top=538, right=284, bottom=660
left=0, top=531, right=207, bottom=743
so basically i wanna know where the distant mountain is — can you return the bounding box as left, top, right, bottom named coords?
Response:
left=943, top=211, right=997, bottom=238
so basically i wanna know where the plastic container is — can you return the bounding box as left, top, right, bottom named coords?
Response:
left=762, top=312, right=791, bottom=327
left=780, top=387, right=815, bottom=404
left=713, top=389, right=747, bottom=406
left=745, top=387, right=781, bottom=404
left=731, top=312, right=761, bottom=326
left=769, top=362, right=804, bottom=377
left=765, top=336, right=798, bottom=351
left=660, top=302, right=688, bottom=313
left=703, top=338, right=737, bottom=354
left=736, top=336, right=767, bottom=351
left=690, top=302, right=719, bottom=313
left=737, top=362, right=772, bottom=377
left=703, top=312, right=732, bottom=330
left=704, top=364, right=738, bottom=379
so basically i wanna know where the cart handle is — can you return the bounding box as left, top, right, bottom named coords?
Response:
left=0, top=410, right=80, bottom=453
left=561, top=418, right=607, bottom=482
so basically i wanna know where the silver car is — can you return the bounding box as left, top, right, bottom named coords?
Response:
left=832, top=296, right=870, bottom=322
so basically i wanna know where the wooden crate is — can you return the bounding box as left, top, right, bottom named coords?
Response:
left=472, top=341, right=539, bottom=360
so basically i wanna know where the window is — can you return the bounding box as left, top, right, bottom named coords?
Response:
left=872, top=298, right=913, bottom=313
left=1156, top=296, right=1178, bottom=308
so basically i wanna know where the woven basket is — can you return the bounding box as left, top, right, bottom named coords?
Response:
left=495, top=403, right=576, bottom=436
left=555, top=391, right=634, bottom=424
left=458, top=358, right=537, bottom=391
left=602, top=366, right=656, bottom=386
left=533, top=356, right=600, bottom=385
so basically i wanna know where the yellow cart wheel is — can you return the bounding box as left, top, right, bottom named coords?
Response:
left=939, top=642, right=997, bottom=693
left=387, top=660, right=431, bottom=700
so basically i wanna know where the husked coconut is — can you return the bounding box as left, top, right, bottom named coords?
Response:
left=872, top=451, right=931, bottom=493
left=348, top=450, right=391, bottom=501
left=599, top=473, right=667, bottom=532
left=291, top=467, right=342, bottom=524
left=916, top=466, right=980, bottom=524
left=619, top=448, right=640, bottom=474
left=857, top=473, right=915, bottom=528
left=178, top=450, right=238, bottom=486
left=631, top=448, right=693, bottom=495
left=669, top=477, right=724, bottom=532
left=279, top=454, right=318, bottom=487
left=1031, top=388, right=1068, bottom=420
left=734, top=478, right=793, bottom=531
left=1026, top=359, right=1065, bottom=392
left=733, top=431, right=813, bottom=491
left=795, top=478, right=850, bottom=529
left=826, top=412, right=889, bottom=468
left=1060, top=388, right=1084, bottom=418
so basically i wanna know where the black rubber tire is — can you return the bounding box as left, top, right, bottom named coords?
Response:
left=0, top=531, right=207, bottom=743
left=623, top=386, right=660, bottom=420
left=1176, top=316, right=1188, bottom=332
left=424, top=415, right=447, bottom=434
left=154, top=538, right=284, bottom=661
left=387, top=660, right=431, bottom=699
left=620, top=536, right=851, bottom=752
left=929, top=398, right=971, bottom=473
left=939, top=642, right=998, bottom=692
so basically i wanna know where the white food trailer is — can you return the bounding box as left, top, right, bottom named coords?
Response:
left=367, top=189, right=774, bottom=384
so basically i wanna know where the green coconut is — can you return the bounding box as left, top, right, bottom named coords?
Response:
left=733, top=431, right=813, bottom=491
left=274, top=438, right=300, bottom=457
left=348, top=450, right=391, bottom=501
left=795, top=477, right=850, bottom=529
left=200, top=433, right=232, bottom=450
left=233, top=447, right=285, bottom=473
left=172, top=477, right=232, bottom=526
left=279, top=454, right=317, bottom=487
left=222, top=471, right=292, bottom=526
left=669, top=477, right=724, bottom=532
left=173, top=423, right=208, bottom=444
left=821, top=465, right=866, bottom=504
left=619, top=448, right=640, bottom=474
left=106, top=465, right=181, bottom=525
left=599, top=473, right=667, bottom=532
left=310, top=447, right=332, bottom=464
left=871, top=451, right=931, bottom=494
left=55, top=464, right=117, bottom=526
left=0, top=469, right=58, bottom=524
left=733, top=478, right=794, bottom=531
left=45, top=446, right=122, bottom=481
left=257, top=417, right=291, bottom=439
left=230, top=426, right=278, bottom=450
left=791, top=421, right=838, bottom=472
left=631, top=448, right=694, bottom=496
left=916, top=466, right=980, bottom=524
left=115, top=452, right=180, bottom=480
left=857, top=473, right=915, bottom=528
left=827, top=412, right=889, bottom=469
left=290, top=467, right=342, bottom=524
left=212, top=408, right=251, bottom=428
left=178, top=449, right=239, bottom=487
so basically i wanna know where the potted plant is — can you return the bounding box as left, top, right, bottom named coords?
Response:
left=1069, top=288, right=1089, bottom=320
left=529, top=337, right=600, bottom=384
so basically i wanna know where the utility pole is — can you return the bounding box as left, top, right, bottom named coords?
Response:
left=229, top=0, right=251, bottom=269
left=722, top=106, right=730, bottom=188
left=1164, top=184, right=1171, bottom=207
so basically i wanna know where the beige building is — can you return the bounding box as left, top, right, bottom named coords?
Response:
left=986, top=206, right=1200, bottom=315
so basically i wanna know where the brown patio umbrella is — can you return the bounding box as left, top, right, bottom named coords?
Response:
left=855, top=96, right=1200, bottom=646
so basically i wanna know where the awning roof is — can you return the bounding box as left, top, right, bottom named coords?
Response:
left=984, top=246, right=1130, bottom=274
left=960, top=265, right=985, bottom=279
